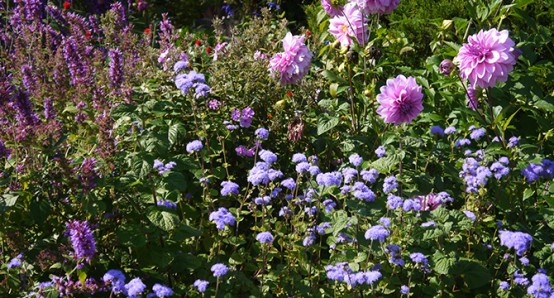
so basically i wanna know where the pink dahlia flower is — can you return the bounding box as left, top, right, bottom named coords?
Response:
left=454, top=28, right=518, bottom=89
left=321, top=0, right=342, bottom=17
left=269, top=32, right=313, bottom=85
left=355, top=0, right=400, bottom=15
left=328, top=3, right=367, bottom=48
left=377, top=75, right=423, bottom=124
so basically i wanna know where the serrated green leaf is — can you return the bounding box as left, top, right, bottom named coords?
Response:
left=147, top=208, right=180, bottom=231
left=168, top=122, right=187, bottom=145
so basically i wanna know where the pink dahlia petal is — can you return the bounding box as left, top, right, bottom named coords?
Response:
left=328, top=3, right=368, bottom=48
left=321, top=0, right=342, bottom=17
left=454, top=28, right=518, bottom=89
left=376, top=75, right=423, bottom=124
left=269, top=32, right=313, bottom=85
left=355, top=0, right=400, bottom=15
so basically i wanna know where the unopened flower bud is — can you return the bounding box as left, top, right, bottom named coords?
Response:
left=439, top=59, right=454, bottom=76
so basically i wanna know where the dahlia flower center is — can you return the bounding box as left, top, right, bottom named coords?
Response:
left=341, top=25, right=349, bottom=34
left=468, top=45, right=491, bottom=63
left=395, top=91, right=412, bottom=114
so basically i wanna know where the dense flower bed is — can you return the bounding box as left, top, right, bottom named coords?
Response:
left=1, top=0, right=554, bottom=297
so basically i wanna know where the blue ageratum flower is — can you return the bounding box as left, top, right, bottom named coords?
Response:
left=152, top=283, right=173, bottom=297
left=292, top=153, right=307, bottom=163
left=349, top=153, right=363, bottom=167
left=430, top=125, right=445, bottom=136
left=256, top=232, right=274, bottom=244
left=375, top=146, right=386, bottom=158
left=186, top=140, right=203, bottom=153
left=316, top=172, right=343, bottom=187
left=383, top=176, right=398, bottom=194
left=7, top=254, right=22, bottom=269
left=409, top=252, right=428, bottom=266
left=193, top=279, right=209, bottom=293
left=360, top=169, right=379, bottom=184
left=499, top=230, right=532, bottom=256
left=220, top=181, right=239, bottom=196
left=211, top=263, right=229, bottom=277
left=209, top=207, right=236, bottom=230
left=125, top=278, right=146, bottom=297
left=527, top=273, right=553, bottom=297
left=103, top=269, right=126, bottom=294
left=255, top=127, right=269, bottom=140
left=280, top=178, right=296, bottom=190
left=364, top=225, right=390, bottom=242
left=470, top=127, right=486, bottom=140
left=259, top=149, right=277, bottom=164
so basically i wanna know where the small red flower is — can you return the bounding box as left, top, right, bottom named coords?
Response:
left=63, top=1, right=71, bottom=10
left=286, top=91, right=293, bottom=97
left=144, top=28, right=151, bottom=34
left=85, top=31, right=92, bottom=39
left=206, top=47, right=212, bottom=54
left=306, top=30, right=311, bottom=37
left=194, top=40, right=202, bottom=46
left=267, top=113, right=273, bottom=119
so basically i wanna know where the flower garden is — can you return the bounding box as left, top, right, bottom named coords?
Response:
left=1, top=0, right=554, bottom=297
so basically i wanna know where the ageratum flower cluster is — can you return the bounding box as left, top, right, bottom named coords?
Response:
left=521, top=159, right=554, bottom=183
left=325, top=263, right=382, bottom=287
left=175, top=69, right=210, bottom=99
left=209, top=207, right=236, bottom=230
left=499, top=230, right=533, bottom=256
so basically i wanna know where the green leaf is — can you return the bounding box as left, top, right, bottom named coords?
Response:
left=331, top=210, right=349, bottom=237
left=168, top=122, right=187, bottom=145
left=147, top=207, right=180, bottom=231
left=317, top=115, right=339, bottom=135
left=163, top=172, right=188, bottom=192
left=78, top=270, right=87, bottom=285
left=329, top=83, right=339, bottom=97
left=432, top=252, right=455, bottom=275
left=453, top=259, right=491, bottom=289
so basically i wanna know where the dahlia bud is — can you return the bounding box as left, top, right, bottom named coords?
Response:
left=466, top=85, right=479, bottom=110
left=367, top=46, right=381, bottom=59
left=346, top=50, right=358, bottom=63
left=439, top=59, right=454, bottom=76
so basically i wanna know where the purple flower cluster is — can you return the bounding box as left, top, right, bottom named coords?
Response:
left=66, top=220, right=96, bottom=263
left=256, top=231, right=274, bottom=244
left=375, top=146, right=386, bottom=158
left=186, top=140, right=203, bottom=153
left=7, top=253, right=22, bottom=269
left=220, top=181, right=239, bottom=196
left=316, top=171, right=343, bottom=187
left=211, top=263, right=229, bottom=277
left=248, top=162, right=283, bottom=186
left=230, top=107, right=255, bottom=128
left=325, top=263, right=382, bottom=287
left=527, top=273, right=553, bottom=297
left=193, top=279, right=209, bottom=292
left=125, top=277, right=146, bottom=297
left=152, top=283, right=174, bottom=297
left=156, top=199, right=177, bottom=209
left=383, top=176, right=398, bottom=193
left=108, top=48, right=124, bottom=88
left=386, top=244, right=405, bottom=267
left=349, top=153, right=363, bottom=167
left=352, top=181, right=376, bottom=202
left=459, top=157, right=491, bottom=193
left=522, top=159, right=554, bottom=183
left=175, top=70, right=210, bottom=99
left=209, top=207, right=236, bottom=230
left=153, top=159, right=176, bottom=175
left=103, top=269, right=126, bottom=294
left=490, top=156, right=510, bottom=179
left=499, top=230, right=532, bottom=256
left=255, top=127, right=269, bottom=140
left=364, top=225, right=390, bottom=242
